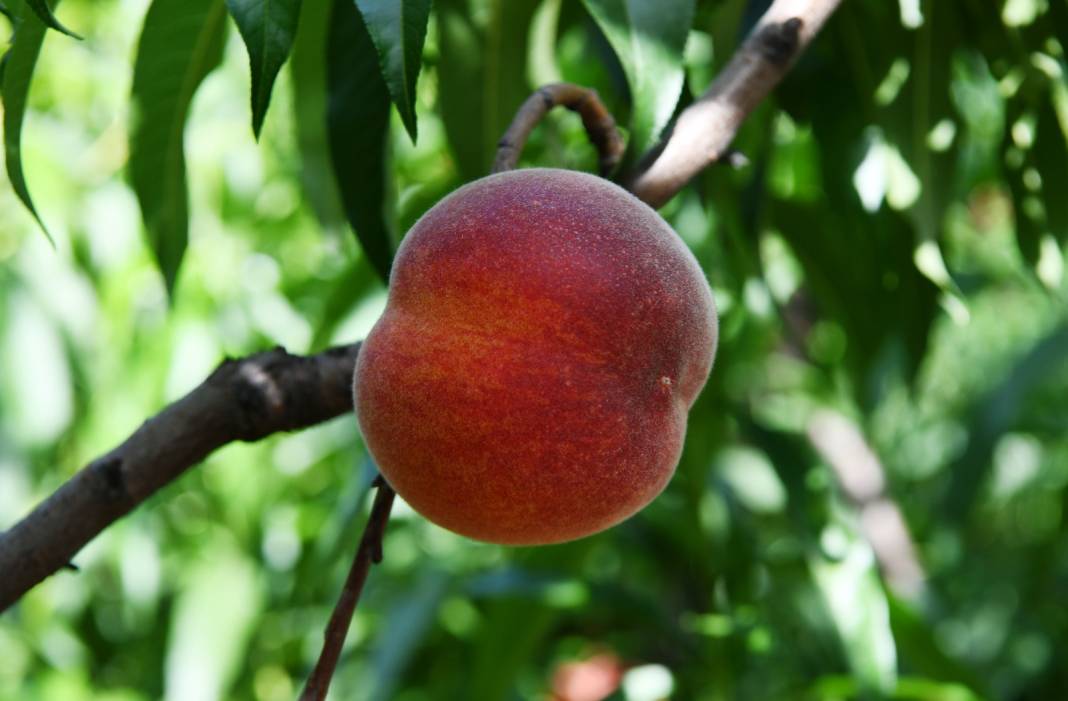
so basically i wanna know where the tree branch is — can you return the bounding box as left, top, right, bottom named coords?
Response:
left=628, top=0, right=842, bottom=208
left=298, top=476, right=395, bottom=701
left=0, top=343, right=361, bottom=612
left=807, top=410, right=926, bottom=599
left=492, top=82, right=625, bottom=176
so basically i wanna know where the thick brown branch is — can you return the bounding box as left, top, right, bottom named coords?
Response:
left=628, top=0, right=843, bottom=208
left=493, top=82, right=625, bottom=176
left=298, top=477, right=396, bottom=701
left=0, top=343, right=361, bottom=612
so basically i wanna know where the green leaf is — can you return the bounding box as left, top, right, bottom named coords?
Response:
left=129, top=0, right=227, bottom=295
left=290, top=0, right=346, bottom=235
left=370, top=571, right=450, bottom=701
left=773, top=16, right=940, bottom=385
left=581, top=0, right=694, bottom=158
left=943, top=324, right=1068, bottom=522
left=888, top=596, right=989, bottom=697
left=1034, top=95, right=1068, bottom=246
left=225, top=0, right=301, bottom=138
left=355, top=0, right=431, bottom=143
left=811, top=536, right=897, bottom=695
left=23, top=0, right=79, bottom=39
left=327, top=0, right=394, bottom=283
left=1, top=0, right=53, bottom=244
left=436, top=0, right=540, bottom=180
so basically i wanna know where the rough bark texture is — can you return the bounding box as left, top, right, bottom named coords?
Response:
left=0, top=344, right=360, bottom=612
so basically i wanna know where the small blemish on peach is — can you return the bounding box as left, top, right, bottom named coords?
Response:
left=660, top=376, right=672, bottom=389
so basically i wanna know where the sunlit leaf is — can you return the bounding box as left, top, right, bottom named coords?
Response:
left=715, top=445, right=787, bottom=514
left=355, top=0, right=431, bottom=143
left=773, top=15, right=940, bottom=383
left=326, top=0, right=394, bottom=283
left=128, top=0, right=227, bottom=295
left=1, top=0, right=52, bottom=243
left=225, top=0, right=301, bottom=138
left=876, top=1, right=958, bottom=246
left=811, top=536, right=897, bottom=695
left=581, top=0, right=694, bottom=158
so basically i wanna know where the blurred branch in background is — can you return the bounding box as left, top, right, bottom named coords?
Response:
left=628, top=0, right=843, bottom=207
left=807, top=410, right=926, bottom=599
left=0, top=343, right=361, bottom=611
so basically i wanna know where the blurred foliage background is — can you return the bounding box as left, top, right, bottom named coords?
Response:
left=1, top=0, right=1068, bottom=699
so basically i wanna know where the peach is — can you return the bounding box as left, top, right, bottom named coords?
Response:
left=353, top=168, right=717, bottom=545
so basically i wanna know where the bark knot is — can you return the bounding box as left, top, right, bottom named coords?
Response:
left=757, top=17, right=803, bottom=66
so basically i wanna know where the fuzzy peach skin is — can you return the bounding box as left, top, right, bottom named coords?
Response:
left=353, top=168, right=717, bottom=545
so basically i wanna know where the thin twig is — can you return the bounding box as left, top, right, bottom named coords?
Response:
left=298, top=477, right=396, bottom=701
left=0, top=343, right=362, bottom=612
left=492, top=82, right=625, bottom=176
left=628, top=0, right=843, bottom=208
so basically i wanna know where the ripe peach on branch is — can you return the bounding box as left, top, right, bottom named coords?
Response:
left=355, top=168, right=718, bottom=544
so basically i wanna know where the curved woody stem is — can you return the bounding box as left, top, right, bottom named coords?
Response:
left=492, top=82, right=625, bottom=176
